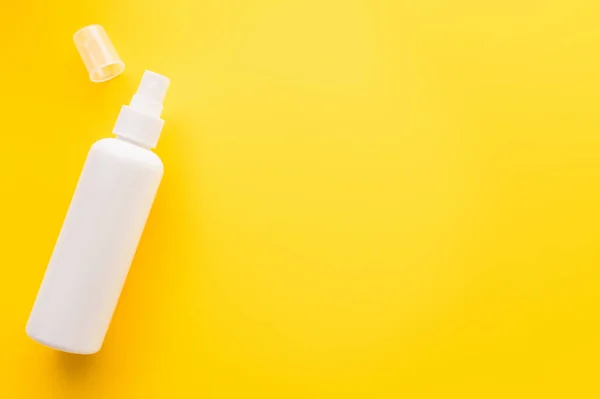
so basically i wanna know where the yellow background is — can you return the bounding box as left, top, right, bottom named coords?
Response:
left=1, top=0, right=599, bottom=397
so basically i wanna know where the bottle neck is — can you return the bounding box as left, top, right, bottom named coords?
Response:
left=116, top=135, right=152, bottom=150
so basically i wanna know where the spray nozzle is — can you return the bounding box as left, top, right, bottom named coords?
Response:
left=113, top=70, right=170, bottom=148
left=130, top=71, right=170, bottom=118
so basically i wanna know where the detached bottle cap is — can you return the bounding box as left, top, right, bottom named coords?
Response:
left=74, top=25, right=125, bottom=82
left=113, top=71, right=170, bottom=148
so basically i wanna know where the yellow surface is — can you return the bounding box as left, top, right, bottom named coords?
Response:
left=1, top=0, right=600, bottom=397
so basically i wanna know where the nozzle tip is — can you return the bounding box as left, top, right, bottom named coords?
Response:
left=137, top=71, right=170, bottom=105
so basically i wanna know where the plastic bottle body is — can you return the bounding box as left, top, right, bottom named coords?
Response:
left=26, top=137, right=163, bottom=354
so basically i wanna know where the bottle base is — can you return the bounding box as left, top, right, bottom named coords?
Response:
left=26, top=327, right=99, bottom=355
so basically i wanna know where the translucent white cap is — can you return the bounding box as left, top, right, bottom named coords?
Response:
left=73, top=25, right=125, bottom=82
left=113, top=71, right=170, bottom=148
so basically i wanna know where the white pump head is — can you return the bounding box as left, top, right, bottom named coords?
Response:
left=113, top=70, right=170, bottom=148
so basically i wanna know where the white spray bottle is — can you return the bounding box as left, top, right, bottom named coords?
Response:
left=27, top=70, right=170, bottom=354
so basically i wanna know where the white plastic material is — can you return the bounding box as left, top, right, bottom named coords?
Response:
left=26, top=71, right=169, bottom=354
left=114, top=71, right=170, bottom=148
